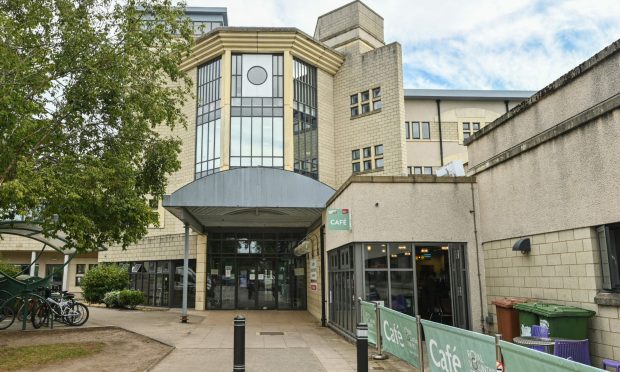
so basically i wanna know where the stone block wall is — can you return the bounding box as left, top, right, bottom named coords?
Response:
left=101, top=233, right=197, bottom=263
left=484, top=226, right=620, bottom=365
left=333, top=42, right=407, bottom=186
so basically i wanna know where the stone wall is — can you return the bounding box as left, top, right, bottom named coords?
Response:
left=483, top=226, right=620, bottom=366
left=333, top=42, right=407, bottom=185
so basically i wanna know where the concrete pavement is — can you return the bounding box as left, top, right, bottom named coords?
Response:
left=87, top=307, right=417, bottom=372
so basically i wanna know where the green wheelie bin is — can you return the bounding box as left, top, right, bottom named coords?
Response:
left=514, top=302, right=596, bottom=339
left=514, top=302, right=539, bottom=337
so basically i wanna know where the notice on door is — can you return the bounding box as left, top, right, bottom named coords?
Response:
left=225, top=265, right=232, bottom=278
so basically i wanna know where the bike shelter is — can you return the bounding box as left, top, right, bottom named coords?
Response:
left=0, top=221, right=105, bottom=330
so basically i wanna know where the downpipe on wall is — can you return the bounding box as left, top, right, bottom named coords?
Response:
left=470, top=182, right=486, bottom=333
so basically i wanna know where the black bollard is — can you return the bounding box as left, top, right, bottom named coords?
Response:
left=357, top=323, right=369, bottom=372
left=233, top=315, right=245, bottom=372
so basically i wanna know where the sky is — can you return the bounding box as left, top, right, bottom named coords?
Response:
left=187, top=0, right=620, bottom=91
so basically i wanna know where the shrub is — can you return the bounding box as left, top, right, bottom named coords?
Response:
left=81, top=264, right=129, bottom=303
left=103, top=290, right=121, bottom=308
left=0, top=261, right=21, bottom=278
left=118, top=289, right=145, bottom=309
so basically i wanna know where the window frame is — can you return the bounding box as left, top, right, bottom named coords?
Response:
left=374, top=144, right=384, bottom=156
left=363, top=147, right=372, bottom=158
left=599, top=224, right=620, bottom=291
left=352, top=162, right=361, bottom=173
left=421, top=122, right=431, bottom=139
left=412, top=122, right=420, bottom=139
left=352, top=149, right=360, bottom=160
left=363, top=160, right=372, bottom=171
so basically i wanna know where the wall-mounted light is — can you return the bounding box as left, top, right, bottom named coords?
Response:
left=398, top=245, right=406, bottom=250
left=441, top=246, right=449, bottom=251
left=421, top=248, right=429, bottom=253
left=512, top=238, right=531, bottom=254
left=367, top=245, right=372, bottom=251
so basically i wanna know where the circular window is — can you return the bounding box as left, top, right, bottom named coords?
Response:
left=247, top=66, right=268, bottom=85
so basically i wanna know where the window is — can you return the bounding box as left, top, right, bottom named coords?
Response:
left=423, top=167, right=433, bottom=175
left=230, top=54, right=285, bottom=170
left=363, top=147, right=371, bottom=158
left=352, top=162, right=361, bottom=173
left=75, top=276, right=83, bottom=286
left=412, top=122, right=420, bottom=139
left=196, top=57, right=222, bottom=178
left=374, top=144, right=384, bottom=156
left=352, top=149, right=360, bottom=160
left=351, top=87, right=381, bottom=117
left=405, top=122, right=410, bottom=139
left=293, top=58, right=319, bottom=179
left=76, top=264, right=86, bottom=275
left=422, top=122, right=430, bottom=139
left=598, top=224, right=620, bottom=290
left=363, top=160, right=372, bottom=171
left=463, top=121, right=481, bottom=140
left=413, top=167, right=422, bottom=175
left=375, top=158, right=384, bottom=169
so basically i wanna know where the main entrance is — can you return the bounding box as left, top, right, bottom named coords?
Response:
left=206, top=230, right=307, bottom=310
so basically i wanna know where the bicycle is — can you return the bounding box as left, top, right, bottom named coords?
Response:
left=32, top=290, right=89, bottom=329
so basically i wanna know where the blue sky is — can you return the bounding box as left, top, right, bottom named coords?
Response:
left=189, top=0, right=620, bottom=91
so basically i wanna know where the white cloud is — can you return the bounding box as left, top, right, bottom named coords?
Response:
left=187, top=0, right=620, bottom=90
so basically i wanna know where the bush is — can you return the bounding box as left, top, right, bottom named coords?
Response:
left=0, top=261, right=21, bottom=278
left=103, top=290, right=121, bottom=308
left=81, top=264, right=129, bottom=303
left=118, top=289, right=145, bottom=309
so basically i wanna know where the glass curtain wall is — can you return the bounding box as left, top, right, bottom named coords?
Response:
left=293, top=58, right=318, bottom=179
left=230, top=54, right=284, bottom=168
left=195, top=58, right=222, bottom=178
left=206, top=230, right=306, bottom=310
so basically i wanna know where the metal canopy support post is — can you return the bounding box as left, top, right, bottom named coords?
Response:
left=181, top=223, right=189, bottom=323
left=29, top=251, right=37, bottom=276
left=62, top=254, right=69, bottom=291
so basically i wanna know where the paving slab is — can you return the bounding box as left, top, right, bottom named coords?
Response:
left=87, top=307, right=417, bottom=371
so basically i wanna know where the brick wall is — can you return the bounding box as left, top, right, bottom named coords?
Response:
left=484, top=226, right=620, bottom=365
left=332, top=42, right=407, bottom=186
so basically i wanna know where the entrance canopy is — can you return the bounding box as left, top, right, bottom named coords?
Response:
left=163, top=168, right=335, bottom=231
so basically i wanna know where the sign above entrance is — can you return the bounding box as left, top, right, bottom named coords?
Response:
left=327, top=209, right=351, bottom=231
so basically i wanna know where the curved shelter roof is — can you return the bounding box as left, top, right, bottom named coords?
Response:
left=163, top=168, right=335, bottom=231
left=1, top=221, right=78, bottom=254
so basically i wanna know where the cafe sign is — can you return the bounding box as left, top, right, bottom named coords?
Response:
left=327, top=208, right=351, bottom=231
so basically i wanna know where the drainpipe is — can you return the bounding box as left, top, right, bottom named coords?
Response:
left=470, top=183, right=485, bottom=333
left=320, top=225, right=327, bottom=327
left=504, top=100, right=509, bottom=113
left=436, top=99, right=444, bottom=166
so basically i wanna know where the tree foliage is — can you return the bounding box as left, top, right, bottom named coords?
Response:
left=0, top=0, right=194, bottom=252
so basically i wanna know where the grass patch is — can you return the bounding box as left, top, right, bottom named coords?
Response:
left=0, top=342, right=105, bottom=371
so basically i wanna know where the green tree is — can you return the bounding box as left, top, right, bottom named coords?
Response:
left=0, top=261, right=21, bottom=277
left=81, top=264, right=129, bottom=303
left=0, top=0, right=194, bottom=253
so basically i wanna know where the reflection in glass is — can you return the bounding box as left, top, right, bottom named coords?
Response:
left=389, top=243, right=413, bottom=268
left=390, top=271, right=414, bottom=315
left=365, top=244, right=387, bottom=268
left=365, top=271, right=388, bottom=302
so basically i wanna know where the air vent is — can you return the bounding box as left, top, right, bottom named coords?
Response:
left=258, top=331, right=284, bottom=336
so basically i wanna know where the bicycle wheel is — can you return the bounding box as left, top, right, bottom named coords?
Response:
left=68, top=303, right=89, bottom=326
left=0, top=306, right=15, bottom=330
left=31, top=302, right=49, bottom=329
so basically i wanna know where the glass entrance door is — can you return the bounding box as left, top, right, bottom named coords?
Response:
left=237, top=260, right=257, bottom=309
left=257, top=259, right=275, bottom=309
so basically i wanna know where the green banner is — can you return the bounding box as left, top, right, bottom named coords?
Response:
left=379, top=307, right=420, bottom=368
left=360, top=300, right=377, bottom=345
left=421, top=319, right=496, bottom=372
left=500, top=341, right=602, bottom=372
left=327, top=208, right=351, bottom=230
